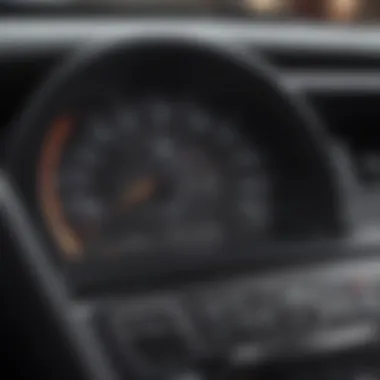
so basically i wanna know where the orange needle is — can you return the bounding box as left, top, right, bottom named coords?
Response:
left=118, top=177, right=157, bottom=211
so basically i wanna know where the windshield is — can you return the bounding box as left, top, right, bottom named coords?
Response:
left=2, top=0, right=380, bottom=22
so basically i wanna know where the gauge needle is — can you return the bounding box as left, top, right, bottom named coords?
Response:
left=117, top=177, right=157, bottom=211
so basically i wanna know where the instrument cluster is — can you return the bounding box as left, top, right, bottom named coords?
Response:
left=39, top=98, right=272, bottom=261
left=4, top=36, right=344, bottom=280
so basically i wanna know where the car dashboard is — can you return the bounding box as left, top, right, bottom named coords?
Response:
left=2, top=18, right=380, bottom=380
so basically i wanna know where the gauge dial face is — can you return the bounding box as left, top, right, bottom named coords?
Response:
left=39, top=99, right=272, bottom=260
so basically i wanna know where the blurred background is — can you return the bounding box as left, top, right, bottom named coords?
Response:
left=3, top=0, right=380, bottom=22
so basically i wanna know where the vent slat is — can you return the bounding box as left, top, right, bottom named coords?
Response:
left=264, top=50, right=380, bottom=70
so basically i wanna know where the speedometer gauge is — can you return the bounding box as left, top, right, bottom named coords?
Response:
left=39, top=99, right=272, bottom=260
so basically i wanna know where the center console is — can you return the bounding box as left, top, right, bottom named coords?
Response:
left=89, top=259, right=380, bottom=379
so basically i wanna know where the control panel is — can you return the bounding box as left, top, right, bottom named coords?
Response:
left=97, top=297, right=204, bottom=380
left=195, top=267, right=380, bottom=367
left=94, top=259, right=380, bottom=379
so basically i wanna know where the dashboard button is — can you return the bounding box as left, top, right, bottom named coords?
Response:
left=100, top=297, right=203, bottom=378
left=279, top=304, right=319, bottom=336
left=198, top=286, right=282, bottom=348
left=129, top=312, right=191, bottom=366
